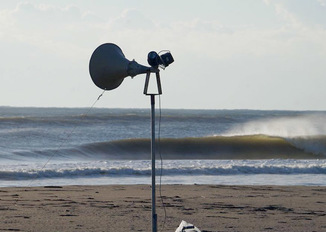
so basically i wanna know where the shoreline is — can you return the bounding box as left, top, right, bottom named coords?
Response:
left=1, top=184, right=325, bottom=231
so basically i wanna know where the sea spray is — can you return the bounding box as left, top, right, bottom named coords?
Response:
left=224, top=113, right=326, bottom=138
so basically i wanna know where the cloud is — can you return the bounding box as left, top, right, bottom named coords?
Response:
left=109, top=9, right=156, bottom=31
left=262, top=0, right=271, bottom=6
left=2, top=1, right=325, bottom=64
left=3, top=1, right=321, bottom=62
left=0, top=2, right=100, bottom=61
left=317, top=0, right=326, bottom=6
left=274, top=3, right=301, bottom=28
left=11, top=2, right=83, bottom=29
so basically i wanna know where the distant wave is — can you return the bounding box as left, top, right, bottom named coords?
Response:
left=0, top=113, right=148, bottom=124
left=4, top=135, right=325, bottom=161
left=1, top=159, right=326, bottom=180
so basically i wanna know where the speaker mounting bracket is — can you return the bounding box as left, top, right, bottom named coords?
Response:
left=143, top=71, right=162, bottom=96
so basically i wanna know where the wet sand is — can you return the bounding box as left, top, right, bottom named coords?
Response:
left=0, top=185, right=325, bottom=231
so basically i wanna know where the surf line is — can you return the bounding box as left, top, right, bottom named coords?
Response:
left=27, top=90, right=106, bottom=187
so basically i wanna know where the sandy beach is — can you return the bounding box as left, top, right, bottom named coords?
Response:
left=0, top=185, right=325, bottom=232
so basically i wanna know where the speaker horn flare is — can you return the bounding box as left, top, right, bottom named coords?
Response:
left=89, top=43, right=156, bottom=90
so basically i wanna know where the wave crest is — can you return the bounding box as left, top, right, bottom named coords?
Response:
left=1, top=160, right=326, bottom=180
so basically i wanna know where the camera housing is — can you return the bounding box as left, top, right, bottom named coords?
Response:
left=147, top=51, right=174, bottom=69
left=160, top=52, right=174, bottom=67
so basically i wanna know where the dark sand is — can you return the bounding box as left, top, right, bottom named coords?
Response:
left=0, top=185, right=325, bottom=231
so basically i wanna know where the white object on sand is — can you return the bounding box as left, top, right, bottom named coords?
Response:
left=175, top=220, right=201, bottom=232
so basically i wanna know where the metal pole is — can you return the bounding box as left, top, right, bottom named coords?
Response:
left=150, top=94, right=157, bottom=232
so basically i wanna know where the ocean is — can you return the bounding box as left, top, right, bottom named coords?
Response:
left=0, top=106, right=325, bottom=187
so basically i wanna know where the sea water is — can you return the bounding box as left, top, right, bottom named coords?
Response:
left=0, top=107, right=325, bottom=187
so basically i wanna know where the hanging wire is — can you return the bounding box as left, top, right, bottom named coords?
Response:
left=27, top=90, right=106, bottom=187
left=158, top=94, right=167, bottom=232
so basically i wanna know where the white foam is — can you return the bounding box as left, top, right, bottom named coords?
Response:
left=1, top=160, right=325, bottom=183
left=224, top=113, right=326, bottom=138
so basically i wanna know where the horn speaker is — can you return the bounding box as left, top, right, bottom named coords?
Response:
left=88, top=42, right=173, bottom=232
left=89, top=43, right=153, bottom=90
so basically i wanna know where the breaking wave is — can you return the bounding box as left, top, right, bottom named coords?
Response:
left=3, top=135, right=325, bottom=161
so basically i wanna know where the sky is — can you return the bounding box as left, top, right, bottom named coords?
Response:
left=0, top=0, right=326, bottom=110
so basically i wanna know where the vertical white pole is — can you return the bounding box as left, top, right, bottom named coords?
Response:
left=150, top=94, right=157, bottom=232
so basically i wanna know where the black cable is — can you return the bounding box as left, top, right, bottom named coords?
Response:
left=158, top=50, right=171, bottom=55
left=158, top=94, right=167, bottom=232
left=27, top=90, right=106, bottom=187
